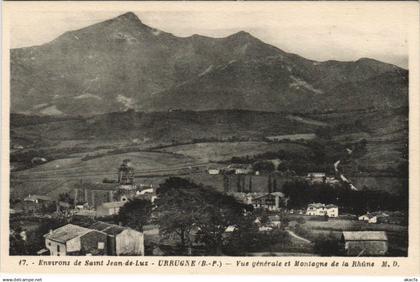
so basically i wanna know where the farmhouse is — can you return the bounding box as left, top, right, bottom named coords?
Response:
left=268, top=215, right=282, bottom=227
left=306, top=203, right=338, bottom=217
left=96, top=201, right=126, bottom=217
left=20, top=194, right=54, bottom=212
left=135, top=188, right=157, bottom=203
left=307, top=172, right=326, bottom=178
left=227, top=164, right=253, bottom=175
left=44, top=224, right=107, bottom=256
left=306, top=172, right=326, bottom=183
left=24, top=194, right=53, bottom=203
left=252, top=192, right=284, bottom=211
left=89, top=222, right=144, bottom=256
left=342, top=231, right=388, bottom=256
left=208, top=168, right=221, bottom=175
left=358, top=213, right=378, bottom=224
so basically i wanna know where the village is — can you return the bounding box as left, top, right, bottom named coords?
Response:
left=9, top=156, right=407, bottom=257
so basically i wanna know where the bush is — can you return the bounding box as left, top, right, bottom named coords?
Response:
left=313, top=233, right=343, bottom=256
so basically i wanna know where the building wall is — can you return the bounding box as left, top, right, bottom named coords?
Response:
left=327, top=208, right=338, bottom=217
left=66, top=237, right=82, bottom=253
left=45, top=239, right=67, bottom=256
left=115, top=229, right=144, bottom=256
left=96, top=206, right=121, bottom=217
left=222, top=175, right=291, bottom=193
left=345, top=241, right=388, bottom=256
left=79, top=231, right=108, bottom=255
left=306, top=208, right=326, bottom=216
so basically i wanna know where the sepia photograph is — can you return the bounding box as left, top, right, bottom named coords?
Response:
left=2, top=2, right=418, bottom=271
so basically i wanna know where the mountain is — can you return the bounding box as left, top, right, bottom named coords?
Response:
left=10, top=12, right=408, bottom=116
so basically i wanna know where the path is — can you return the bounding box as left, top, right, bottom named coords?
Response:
left=334, top=149, right=358, bottom=191
left=286, top=229, right=312, bottom=244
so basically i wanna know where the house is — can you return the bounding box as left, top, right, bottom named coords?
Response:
left=307, top=172, right=326, bottom=178
left=24, top=194, right=53, bottom=204
left=135, top=188, right=157, bottom=203
left=326, top=204, right=339, bottom=217
left=89, top=222, right=144, bottom=256
left=306, top=203, right=339, bottom=217
left=227, top=164, right=253, bottom=175
left=358, top=213, right=378, bottom=224
left=306, top=172, right=326, bottom=183
left=342, top=231, right=388, bottom=256
left=224, top=225, right=236, bottom=233
left=96, top=201, right=126, bottom=217
left=252, top=192, right=284, bottom=211
left=208, top=169, right=221, bottom=175
left=21, top=194, right=54, bottom=212
left=44, top=224, right=108, bottom=256
left=258, top=226, right=273, bottom=232
left=268, top=215, right=281, bottom=227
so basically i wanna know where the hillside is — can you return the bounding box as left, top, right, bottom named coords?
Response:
left=10, top=110, right=319, bottom=146
left=11, top=12, right=408, bottom=116
left=10, top=108, right=408, bottom=199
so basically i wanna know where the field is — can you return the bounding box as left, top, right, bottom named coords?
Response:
left=10, top=151, right=204, bottom=199
left=10, top=141, right=308, bottom=199
left=158, top=141, right=311, bottom=162
left=9, top=108, right=409, bottom=202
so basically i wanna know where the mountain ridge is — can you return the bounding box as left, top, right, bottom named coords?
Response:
left=10, top=11, right=408, bottom=116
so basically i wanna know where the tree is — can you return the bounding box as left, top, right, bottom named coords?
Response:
left=313, top=232, right=343, bottom=256
left=118, top=199, right=152, bottom=231
left=156, top=177, right=199, bottom=195
left=155, top=188, right=202, bottom=254
left=156, top=177, right=252, bottom=256
left=252, top=161, right=275, bottom=173
left=58, top=192, right=74, bottom=204
left=223, top=214, right=259, bottom=255
left=196, top=190, right=250, bottom=255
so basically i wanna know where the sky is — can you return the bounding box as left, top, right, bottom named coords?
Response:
left=7, top=3, right=416, bottom=68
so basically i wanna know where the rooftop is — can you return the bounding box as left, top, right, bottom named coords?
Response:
left=99, top=201, right=126, bottom=209
left=89, top=221, right=130, bottom=235
left=342, top=231, right=388, bottom=241
left=24, top=194, right=53, bottom=202
left=45, top=224, right=92, bottom=243
left=308, top=203, right=337, bottom=209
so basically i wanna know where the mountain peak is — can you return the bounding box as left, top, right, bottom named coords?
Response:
left=230, top=30, right=253, bottom=38
left=115, top=12, right=143, bottom=24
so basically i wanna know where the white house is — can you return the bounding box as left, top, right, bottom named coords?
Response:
left=358, top=213, right=378, bottom=224
left=227, top=164, right=253, bottom=175
left=306, top=172, right=326, bottom=183
left=96, top=201, right=126, bottom=217
left=326, top=204, right=339, bottom=217
left=306, top=203, right=339, bottom=217
left=307, top=172, right=326, bottom=178
left=208, top=169, right=221, bottom=175
left=44, top=224, right=107, bottom=256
